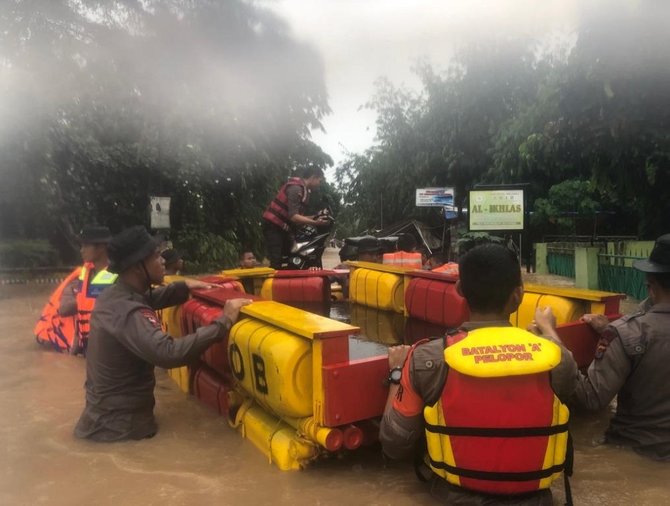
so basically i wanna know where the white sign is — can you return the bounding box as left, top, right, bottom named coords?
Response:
left=150, top=196, right=171, bottom=229
left=416, top=187, right=455, bottom=207
left=469, top=190, right=524, bottom=231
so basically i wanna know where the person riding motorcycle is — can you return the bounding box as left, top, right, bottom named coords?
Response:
left=262, top=167, right=330, bottom=269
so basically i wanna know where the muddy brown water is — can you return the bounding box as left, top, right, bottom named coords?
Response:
left=1, top=281, right=667, bottom=505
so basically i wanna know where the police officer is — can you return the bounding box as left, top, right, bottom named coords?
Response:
left=74, top=226, right=251, bottom=442
left=380, top=244, right=578, bottom=505
left=573, top=233, right=670, bottom=461
left=59, top=225, right=113, bottom=317
left=60, top=225, right=116, bottom=355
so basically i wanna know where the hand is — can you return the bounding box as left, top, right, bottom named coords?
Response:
left=221, top=298, right=253, bottom=324
left=531, top=307, right=556, bottom=336
left=581, top=313, right=610, bottom=334
left=184, top=278, right=216, bottom=291
left=388, top=344, right=411, bottom=369
left=314, top=217, right=330, bottom=227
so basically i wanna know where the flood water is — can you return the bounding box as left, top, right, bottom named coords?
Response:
left=1, top=284, right=668, bottom=505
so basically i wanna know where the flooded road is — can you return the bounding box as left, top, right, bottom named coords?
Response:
left=1, top=283, right=667, bottom=505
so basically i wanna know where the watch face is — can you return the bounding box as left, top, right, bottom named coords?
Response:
left=390, top=368, right=402, bottom=383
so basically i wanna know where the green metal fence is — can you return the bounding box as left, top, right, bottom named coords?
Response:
left=547, top=248, right=575, bottom=278
left=598, top=254, right=648, bottom=300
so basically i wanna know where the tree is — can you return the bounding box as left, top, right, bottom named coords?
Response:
left=335, top=39, right=539, bottom=234
left=0, top=0, right=331, bottom=266
left=489, top=1, right=670, bottom=238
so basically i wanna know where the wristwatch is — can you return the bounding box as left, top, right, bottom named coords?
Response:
left=387, top=366, right=403, bottom=385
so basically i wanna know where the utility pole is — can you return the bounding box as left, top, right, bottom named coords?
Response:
left=380, top=194, right=384, bottom=230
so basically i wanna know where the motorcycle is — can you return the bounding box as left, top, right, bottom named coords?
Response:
left=282, top=208, right=334, bottom=270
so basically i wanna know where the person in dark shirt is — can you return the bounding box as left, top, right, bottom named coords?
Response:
left=573, top=233, right=670, bottom=461
left=74, top=226, right=250, bottom=442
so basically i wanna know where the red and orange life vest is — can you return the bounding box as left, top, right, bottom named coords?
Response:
left=382, top=251, right=423, bottom=270
left=34, top=267, right=81, bottom=352
left=262, top=177, right=308, bottom=231
left=75, top=263, right=117, bottom=350
left=424, top=327, right=570, bottom=496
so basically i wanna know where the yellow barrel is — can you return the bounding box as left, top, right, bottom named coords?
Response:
left=159, top=275, right=189, bottom=392
left=229, top=318, right=313, bottom=418
left=167, top=366, right=190, bottom=394
left=234, top=402, right=318, bottom=470
left=511, top=293, right=586, bottom=329
left=349, top=268, right=404, bottom=313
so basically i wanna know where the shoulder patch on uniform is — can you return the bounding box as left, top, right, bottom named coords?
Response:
left=139, top=308, right=161, bottom=328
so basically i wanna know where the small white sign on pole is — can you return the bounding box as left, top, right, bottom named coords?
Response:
left=416, top=187, right=455, bottom=207
left=150, top=196, right=171, bottom=229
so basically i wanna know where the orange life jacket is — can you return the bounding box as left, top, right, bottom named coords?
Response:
left=424, top=327, right=570, bottom=496
left=75, top=263, right=117, bottom=350
left=382, top=251, right=423, bottom=269
left=34, top=267, right=81, bottom=352
left=431, top=262, right=459, bottom=276
left=262, top=177, right=308, bottom=231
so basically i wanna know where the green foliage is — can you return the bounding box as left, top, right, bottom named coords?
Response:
left=532, top=179, right=601, bottom=233
left=172, top=226, right=238, bottom=274
left=336, top=1, right=670, bottom=240
left=455, top=232, right=505, bottom=256
left=0, top=240, right=59, bottom=268
left=0, top=0, right=331, bottom=263
left=335, top=41, right=539, bottom=234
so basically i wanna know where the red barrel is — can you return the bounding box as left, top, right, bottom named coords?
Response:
left=192, top=364, right=230, bottom=416
left=405, top=275, right=469, bottom=328
left=262, top=270, right=334, bottom=303
left=181, top=298, right=232, bottom=376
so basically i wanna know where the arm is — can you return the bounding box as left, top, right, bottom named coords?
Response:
left=147, top=281, right=191, bottom=310
left=380, top=340, right=446, bottom=460
left=117, top=298, right=251, bottom=369
left=380, top=346, right=424, bottom=459
left=58, top=278, right=80, bottom=316
left=572, top=331, right=630, bottom=411
left=528, top=307, right=579, bottom=402
left=285, top=186, right=328, bottom=227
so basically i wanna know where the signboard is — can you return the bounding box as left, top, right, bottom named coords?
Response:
left=416, top=187, right=455, bottom=207
left=469, top=189, right=524, bottom=231
left=150, top=196, right=171, bottom=229
left=442, top=205, right=458, bottom=220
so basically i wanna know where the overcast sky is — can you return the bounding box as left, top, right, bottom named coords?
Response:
left=262, top=0, right=589, bottom=173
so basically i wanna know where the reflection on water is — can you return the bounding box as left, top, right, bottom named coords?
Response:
left=327, top=300, right=451, bottom=361
left=331, top=300, right=449, bottom=345
left=347, top=335, right=388, bottom=361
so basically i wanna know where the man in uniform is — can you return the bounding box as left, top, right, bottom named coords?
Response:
left=74, top=226, right=251, bottom=442
left=262, top=167, right=329, bottom=269
left=380, top=244, right=578, bottom=505
left=59, top=225, right=116, bottom=355
left=573, top=233, right=670, bottom=461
